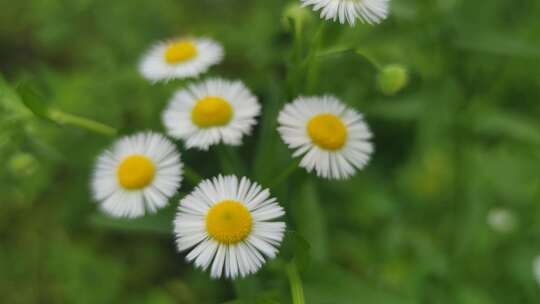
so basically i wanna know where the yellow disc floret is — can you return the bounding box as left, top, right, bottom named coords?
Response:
left=206, top=200, right=253, bottom=244
left=164, top=41, right=198, bottom=64
left=192, top=96, right=233, bottom=128
left=117, top=155, right=156, bottom=190
left=307, top=113, right=348, bottom=150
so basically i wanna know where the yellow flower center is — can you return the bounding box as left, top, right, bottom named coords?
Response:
left=117, top=155, right=156, bottom=190
left=192, top=96, right=233, bottom=128
left=164, top=41, right=198, bottom=64
left=307, top=114, right=348, bottom=150
left=206, top=200, right=253, bottom=244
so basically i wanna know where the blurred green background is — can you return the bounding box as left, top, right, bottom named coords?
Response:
left=2, top=0, right=540, bottom=303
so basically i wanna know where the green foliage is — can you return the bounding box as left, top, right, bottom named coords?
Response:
left=1, top=0, right=540, bottom=303
left=91, top=203, right=177, bottom=235
left=15, top=80, right=51, bottom=120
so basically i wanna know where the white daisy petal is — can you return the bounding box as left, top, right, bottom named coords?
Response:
left=177, top=232, right=208, bottom=252
left=211, top=244, right=227, bottom=279
left=301, top=0, right=390, bottom=26
left=139, top=37, right=224, bottom=82
left=195, top=239, right=218, bottom=271
left=278, top=95, right=374, bottom=180
left=174, top=175, right=285, bottom=279
left=91, top=132, right=183, bottom=218
left=163, top=78, right=261, bottom=150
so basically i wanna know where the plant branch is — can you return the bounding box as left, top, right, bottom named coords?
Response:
left=47, top=109, right=117, bottom=137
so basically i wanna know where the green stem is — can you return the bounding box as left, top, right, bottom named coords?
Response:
left=47, top=109, right=117, bottom=137
left=286, top=262, right=305, bottom=304
left=228, top=146, right=247, bottom=175
left=355, top=49, right=382, bottom=70
left=269, top=160, right=299, bottom=188
left=183, top=165, right=203, bottom=185
left=294, top=17, right=304, bottom=65
left=316, top=47, right=354, bottom=59
left=287, top=16, right=306, bottom=99
left=216, top=145, right=236, bottom=175
left=305, top=22, right=326, bottom=93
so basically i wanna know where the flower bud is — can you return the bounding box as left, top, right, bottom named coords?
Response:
left=377, top=64, right=409, bottom=96
left=282, top=3, right=313, bottom=31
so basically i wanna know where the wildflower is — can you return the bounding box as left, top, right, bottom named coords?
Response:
left=162, top=78, right=260, bottom=150
left=174, top=175, right=286, bottom=279
left=278, top=95, right=373, bottom=179
left=139, top=37, right=223, bottom=82
left=301, top=0, right=390, bottom=26
left=92, top=132, right=183, bottom=218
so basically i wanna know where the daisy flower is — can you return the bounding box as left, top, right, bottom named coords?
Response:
left=278, top=95, right=373, bottom=179
left=301, top=0, right=390, bottom=26
left=92, top=132, right=183, bottom=218
left=139, top=37, right=224, bottom=82
left=162, top=78, right=260, bottom=150
left=174, top=175, right=286, bottom=279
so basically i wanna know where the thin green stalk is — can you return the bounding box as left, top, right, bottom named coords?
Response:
left=355, top=49, right=382, bottom=70
left=225, top=146, right=247, bottom=175
left=269, top=160, right=299, bottom=188
left=316, top=47, right=354, bottom=59
left=315, top=47, right=382, bottom=70
left=216, top=145, right=236, bottom=174
left=303, top=22, right=327, bottom=65
left=286, top=262, right=305, bottom=304
left=47, top=109, right=117, bottom=137
left=287, top=16, right=306, bottom=98
left=305, top=22, right=327, bottom=93
left=293, top=17, right=304, bottom=65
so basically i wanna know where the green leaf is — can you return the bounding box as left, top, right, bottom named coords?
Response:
left=0, top=74, right=30, bottom=115
left=291, top=179, right=328, bottom=263
left=14, top=80, right=51, bottom=120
